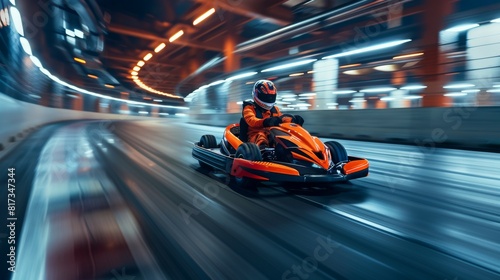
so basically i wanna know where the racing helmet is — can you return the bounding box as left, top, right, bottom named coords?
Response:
left=252, top=80, right=277, bottom=110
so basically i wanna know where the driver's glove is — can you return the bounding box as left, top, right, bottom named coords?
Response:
left=263, top=117, right=282, bottom=127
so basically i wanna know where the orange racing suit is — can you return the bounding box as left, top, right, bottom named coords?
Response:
left=242, top=101, right=284, bottom=147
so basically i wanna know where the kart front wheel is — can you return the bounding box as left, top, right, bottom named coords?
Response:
left=325, top=141, right=348, bottom=164
left=198, top=135, right=217, bottom=169
left=232, top=143, right=262, bottom=189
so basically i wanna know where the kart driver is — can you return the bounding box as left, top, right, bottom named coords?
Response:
left=242, top=80, right=304, bottom=149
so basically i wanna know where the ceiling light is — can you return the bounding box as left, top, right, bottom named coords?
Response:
left=343, top=70, right=363, bottom=75
left=30, top=56, right=42, bottom=68
left=19, top=37, right=32, bottom=55
left=332, top=90, right=356, bottom=94
left=144, top=53, right=153, bottom=61
left=289, top=72, right=304, bottom=77
left=245, top=81, right=255, bottom=85
left=340, top=63, right=361, bottom=69
left=169, top=30, right=184, bottom=42
left=137, top=60, right=145, bottom=67
left=299, top=93, right=316, bottom=97
left=133, top=66, right=141, bottom=72
left=444, top=24, right=479, bottom=32
left=443, top=83, right=475, bottom=89
left=236, top=101, right=243, bottom=105
left=105, top=84, right=115, bottom=88
left=404, top=95, right=423, bottom=99
left=74, top=29, right=84, bottom=38
left=281, top=94, right=296, bottom=98
left=361, top=87, right=396, bottom=93
left=87, top=74, right=98, bottom=79
left=10, top=7, right=24, bottom=36
left=131, top=71, right=138, bottom=76
left=299, top=97, right=314, bottom=100
left=307, top=70, right=314, bottom=74
left=283, top=98, right=296, bottom=102
left=193, top=8, right=215, bottom=26
left=226, top=72, right=258, bottom=81
left=65, top=29, right=75, bottom=37
left=209, top=80, right=226, bottom=86
left=493, top=85, right=500, bottom=88
left=393, top=52, right=424, bottom=60
left=155, top=43, right=166, bottom=53
left=491, top=18, right=500, bottom=23
left=461, top=89, right=480, bottom=93
left=74, top=57, right=86, bottom=64
left=261, top=59, right=317, bottom=72
left=380, top=97, right=395, bottom=101
left=322, top=39, right=412, bottom=59
left=486, top=89, right=500, bottom=93
left=154, top=99, right=163, bottom=102
left=9, top=0, right=15, bottom=5
left=349, top=98, right=366, bottom=103
left=326, top=103, right=338, bottom=106
left=444, top=92, right=467, bottom=97
left=374, top=64, right=398, bottom=72
left=401, top=85, right=427, bottom=90
left=132, top=75, right=139, bottom=80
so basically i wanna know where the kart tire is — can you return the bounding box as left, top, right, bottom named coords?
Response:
left=235, top=142, right=262, bottom=161
left=325, top=141, right=348, bottom=164
left=232, top=143, right=262, bottom=188
left=198, top=135, right=217, bottom=169
left=199, top=135, right=217, bottom=149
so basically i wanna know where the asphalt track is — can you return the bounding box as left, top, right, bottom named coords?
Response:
left=1, top=119, right=499, bottom=280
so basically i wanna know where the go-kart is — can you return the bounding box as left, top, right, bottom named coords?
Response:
left=192, top=114, right=369, bottom=188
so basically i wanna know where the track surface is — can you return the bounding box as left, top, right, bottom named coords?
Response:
left=1, top=120, right=499, bottom=280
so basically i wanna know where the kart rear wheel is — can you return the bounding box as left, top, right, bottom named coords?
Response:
left=325, top=141, right=348, bottom=164
left=198, top=135, right=217, bottom=169
left=232, top=143, right=262, bottom=189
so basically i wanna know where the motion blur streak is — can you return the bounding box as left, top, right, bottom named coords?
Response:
left=1, top=120, right=499, bottom=279
left=11, top=123, right=165, bottom=280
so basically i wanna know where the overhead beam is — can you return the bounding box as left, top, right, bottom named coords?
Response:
left=195, top=0, right=293, bottom=25
left=108, top=23, right=223, bottom=51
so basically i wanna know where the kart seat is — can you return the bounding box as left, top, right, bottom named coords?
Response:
left=239, top=117, right=249, bottom=142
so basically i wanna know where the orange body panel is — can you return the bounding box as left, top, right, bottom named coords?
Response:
left=343, top=159, right=370, bottom=175
left=231, top=158, right=300, bottom=179
left=224, top=124, right=243, bottom=148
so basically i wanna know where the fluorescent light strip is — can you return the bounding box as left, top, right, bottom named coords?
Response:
left=261, top=59, right=317, bottom=72
left=444, top=24, right=479, bottom=32
left=444, top=92, right=467, bottom=97
left=443, top=83, right=475, bottom=89
left=208, top=80, right=225, bottom=86
left=155, top=43, right=166, bottom=53
left=169, top=30, right=184, bottom=42
left=401, top=85, right=427, bottom=90
left=144, top=53, right=153, bottom=61
left=133, top=66, right=141, bottom=72
left=491, top=18, right=500, bottom=23
left=10, top=7, right=24, bottom=36
left=332, top=90, right=356, bottom=94
left=323, top=39, right=412, bottom=59
left=226, top=72, right=258, bottom=81
left=74, top=29, right=84, bottom=38
left=20, top=37, right=32, bottom=55
left=404, top=95, right=423, bottom=100
left=393, top=52, right=424, bottom=60
left=30, top=56, right=42, bottom=68
left=137, top=60, right=145, bottom=67
left=361, top=87, right=396, bottom=93
left=193, top=8, right=216, bottom=26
